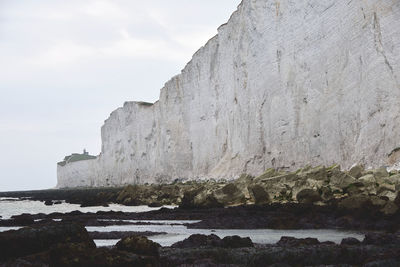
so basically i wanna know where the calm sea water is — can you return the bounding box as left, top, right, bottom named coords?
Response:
left=87, top=223, right=365, bottom=247
left=0, top=198, right=365, bottom=247
left=0, top=198, right=172, bottom=219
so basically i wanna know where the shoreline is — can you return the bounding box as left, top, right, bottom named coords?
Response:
left=2, top=164, right=400, bottom=265
left=0, top=205, right=399, bottom=266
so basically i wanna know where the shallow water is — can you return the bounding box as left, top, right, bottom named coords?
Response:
left=87, top=222, right=365, bottom=247
left=0, top=226, right=21, bottom=232
left=0, top=199, right=365, bottom=248
left=0, top=199, right=174, bottom=219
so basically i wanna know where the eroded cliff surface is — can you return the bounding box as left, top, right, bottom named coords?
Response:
left=57, top=0, right=400, bottom=188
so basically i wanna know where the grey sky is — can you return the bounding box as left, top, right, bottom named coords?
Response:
left=0, top=0, right=241, bottom=191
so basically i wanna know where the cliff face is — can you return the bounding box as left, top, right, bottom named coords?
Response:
left=57, top=0, right=400, bottom=188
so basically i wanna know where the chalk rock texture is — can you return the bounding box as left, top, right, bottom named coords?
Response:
left=57, top=0, right=400, bottom=188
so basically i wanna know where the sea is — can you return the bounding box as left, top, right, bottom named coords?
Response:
left=0, top=197, right=365, bottom=247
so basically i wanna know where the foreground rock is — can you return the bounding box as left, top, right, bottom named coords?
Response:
left=171, top=234, right=253, bottom=249
left=2, top=223, right=400, bottom=266
left=0, top=225, right=161, bottom=266
left=49, top=243, right=159, bottom=267
left=0, top=223, right=95, bottom=262
left=160, top=234, right=400, bottom=266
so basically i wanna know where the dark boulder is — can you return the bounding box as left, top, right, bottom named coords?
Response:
left=221, top=235, right=254, bottom=248
left=148, top=202, right=163, bottom=208
left=171, top=234, right=253, bottom=249
left=341, top=237, right=361, bottom=245
left=115, top=235, right=160, bottom=257
left=0, top=222, right=95, bottom=262
left=277, top=236, right=320, bottom=247
left=171, top=234, right=221, bottom=248
left=11, top=214, right=34, bottom=226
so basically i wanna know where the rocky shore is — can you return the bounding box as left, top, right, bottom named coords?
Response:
left=3, top=165, right=400, bottom=212
left=0, top=223, right=399, bottom=266
left=2, top=165, right=400, bottom=265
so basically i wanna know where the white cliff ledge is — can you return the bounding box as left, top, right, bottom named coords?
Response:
left=57, top=0, right=400, bottom=188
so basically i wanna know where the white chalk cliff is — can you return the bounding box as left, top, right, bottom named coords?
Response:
left=57, top=0, right=400, bottom=188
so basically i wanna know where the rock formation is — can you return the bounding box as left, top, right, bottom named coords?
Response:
left=57, top=0, right=400, bottom=188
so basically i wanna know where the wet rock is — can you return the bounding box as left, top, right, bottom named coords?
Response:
left=221, top=236, right=253, bottom=248
left=171, top=234, right=253, bottom=249
left=115, top=235, right=160, bottom=257
left=148, top=202, right=163, bottom=208
left=296, top=189, right=322, bottom=204
left=0, top=223, right=95, bottom=262
left=171, top=234, right=221, bottom=248
left=80, top=200, right=109, bottom=207
left=11, top=214, right=34, bottom=226
left=276, top=236, right=320, bottom=247
left=341, top=237, right=361, bottom=245
left=44, top=200, right=53, bottom=206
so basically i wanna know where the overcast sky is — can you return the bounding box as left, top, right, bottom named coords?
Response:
left=0, top=0, right=241, bottom=191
